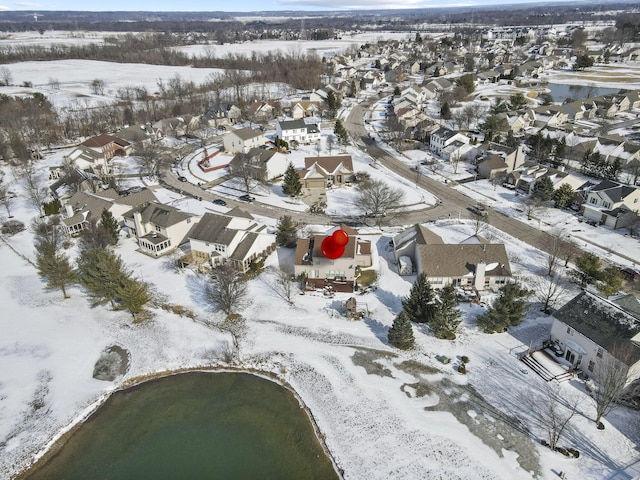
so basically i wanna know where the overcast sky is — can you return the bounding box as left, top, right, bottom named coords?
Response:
left=0, top=0, right=572, bottom=12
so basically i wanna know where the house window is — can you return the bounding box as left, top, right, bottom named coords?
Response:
left=603, top=202, right=611, bottom=209
left=155, top=225, right=161, bottom=232
left=431, top=277, right=444, bottom=284
left=597, top=347, right=603, bottom=358
left=589, top=197, right=598, bottom=205
left=566, top=327, right=573, bottom=335
left=588, top=360, right=595, bottom=372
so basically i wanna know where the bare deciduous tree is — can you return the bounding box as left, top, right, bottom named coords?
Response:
left=529, top=272, right=568, bottom=313
left=0, top=66, right=13, bottom=86
left=0, top=183, right=15, bottom=218
left=90, top=79, right=106, bottom=95
left=354, top=178, right=404, bottom=226
left=17, top=163, right=48, bottom=216
left=522, top=382, right=582, bottom=450
left=204, top=263, right=249, bottom=317
left=591, top=342, right=639, bottom=426
left=261, top=267, right=297, bottom=305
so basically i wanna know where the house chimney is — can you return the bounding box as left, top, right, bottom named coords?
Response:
left=64, top=203, right=74, bottom=218
left=133, top=211, right=145, bottom=237
left=474, top=261, right=487, bottom=291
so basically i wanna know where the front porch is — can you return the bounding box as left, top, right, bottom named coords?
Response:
left=519, top=347, right=575, bottom=383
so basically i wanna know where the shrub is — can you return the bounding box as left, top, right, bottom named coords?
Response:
left=1, top=220, right=25, bottom=235
left=458, top=363, right=467, bottom=374
left=172, top=305, right=185, bottom=316
left=461, top=355, right=470, bottom=363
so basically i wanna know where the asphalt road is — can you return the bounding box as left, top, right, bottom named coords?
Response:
left=344, top=98, right=560, bottom=255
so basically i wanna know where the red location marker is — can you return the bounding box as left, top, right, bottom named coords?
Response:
left=321, top=229, right=349, bottom=259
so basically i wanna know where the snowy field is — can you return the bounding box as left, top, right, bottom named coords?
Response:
left=1, top=34, right=640, bottom=480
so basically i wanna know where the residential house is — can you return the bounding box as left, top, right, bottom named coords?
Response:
left=65, top=134, right=131, bottom=175
left=202, top=103, right=243, bottom=127
left=276, top=119, right=321, bottom=145
left=477, top=154, right=509, bottom=180
left=299, top=155, right=354, bottom=189
left=548, top=291, right=640, bottom=383
left=429, top=127, right=470, bottom=159
left=247, top=101, right=277, bottom=123
left=123, top=202, right=199, bottom=257
left=582, top=180, right=640, bottom=229
left=223, top=127, right=265, bottom=154
left=228, top=148, right=289, bottom=182
left=152, top=115, right=199, bottom=138
left=184, top=209, right=276, bottom=273
left=113, top=125, right=161, bottom=146
left=294, top=225, right=372, bottom=292
left=393, top=224, right=512, bottom=291
left=291, top=101, right=321, bottom=120
left=60, top=190, right=119, bottom=235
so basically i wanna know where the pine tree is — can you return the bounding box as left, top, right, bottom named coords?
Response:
left=281, top=162, right=302, bottom=197
left=76, top=248, right=130, bottom=307
left=532, top=176, right=555, bottom=202
left=116, top=277, right=151, bottom=320
left=477, top=282, right=531, bottom=333
left=35, top=242, right=76, bottom=299
left=573, top=252, right=602, bottom=287
left=388, top=311, right=415, bottom=350
left=553, top=183, right=574, bottom=209
left=334, top=119, right=348, bottom=145
left=401, top=273, right=436, bottom=324
left=440, top=101, right=451, bottom=120
left=432, top=284, right=461, bottom=340
left=326, top=90, right=341, bottom=119
left=100, top=209, right=120, bottom=245
left=276, top=215, right=298, bottom=248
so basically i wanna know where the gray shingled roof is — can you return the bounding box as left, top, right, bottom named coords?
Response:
left=125, top=202, right=192, bottom=228
left=186, top=212, right=237, bottom=245
left=554, top=291, right=640, bottom=365
left=230, top=127, right=263, bottom=141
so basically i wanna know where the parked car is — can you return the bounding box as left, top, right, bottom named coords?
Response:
left=468, top=204, right=488, bottom=216
left=238, top=194, right=255, bottom=202
left=177, top=175, right=188, bottom=182
left=212, top=198, right=227, bottom=206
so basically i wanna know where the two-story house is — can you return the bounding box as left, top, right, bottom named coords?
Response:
left=223, top=127, right=265, bottom=154
left=548, top=291, right=640, bottom=384
left=429, top=127, right=470, bottom=159
left=582, top=180, right=640, bottom=229
left=276, top=119, right=321, bottom=145
left=299, top=155, right=354, bottom=190
left=294, top=225, right=372, bottom=292
left=184, top=209, right=276, bottom=273
left=65, top=134, right=131, bottom=175
left=123, top=202, right=199, bottom=257
left=228, top=148, right=289, bottom=182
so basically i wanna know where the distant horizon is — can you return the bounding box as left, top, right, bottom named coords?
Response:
left=0, top=0, right=583, bottom=14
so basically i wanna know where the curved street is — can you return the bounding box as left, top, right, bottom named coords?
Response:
left=344, top=98, right=559, bottom=255
left=158, top=97, right=563, bottom=255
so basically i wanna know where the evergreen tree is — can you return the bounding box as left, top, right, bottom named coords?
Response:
left=76, top=248, right=130, bottom=307
left=275, top=215, right=299, bottom=248
left=456, top=74, right=475, bottom=94
left=553, top=183, right=574, bottom=209
left=573, top=252, right=602, bottom=287
left=334, top=119, right=349, bottom=145
left=553, top=138, right=566, bottom=165
left=401, top=273, right=436, bottom=324
left=440, top=101, right=452, bottom=120
left=598, top=266, right=623, bottom=297
left=116, top=277, right=151, bottom=320
left=326, top=90, right=341, bottom=119
left=477, top=282, right=531, bottom=333
left=281, top=162, right=302, bottom=197
left=432, top=284, right=461, bottom=340
left=79, top=218, right=113, bottom=251
left=532, top=176, right=555, bottom=202
left=388, top=311, right=415, bottom=350
left=35, top=242, right=76, bottom=299
left=100, top=209, right=120, bottom=245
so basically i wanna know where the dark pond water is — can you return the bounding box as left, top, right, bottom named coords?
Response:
left=545, top=83, right=622, bottom=103
left=23, top=372, right=338, bottom=480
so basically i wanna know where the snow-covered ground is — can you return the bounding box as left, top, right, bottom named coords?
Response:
left=2, top=34, right=640, bottom=480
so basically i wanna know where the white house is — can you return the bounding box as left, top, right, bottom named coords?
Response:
left=228, top=148, right=289, bottom=182
left=276, top=119, right=321, bottom=145
left=185, top=209, right=276, bottom=273
left=123, top=202, right=199, bottom=257
left=549, top=291, right=640, bottom=384
left=223, top=127, right=265, bottom=154
left=582, top=180, right=640, bottom=229
left=429, top=127, right=470, bottom=159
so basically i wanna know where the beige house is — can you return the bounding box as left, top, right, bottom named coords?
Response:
left=61, top=190, right=118, bottom=235
left=548, top=291, right=640, bottom=384
left=185, top=209, right=276, bottom=273
left=223, top=127, right=265, bottom=154
left=393, top=224, right=512, bottom=291
left=65, top=134, right=131, bottom=175
left=299, top=155, right=354, bottom=189
left=123, top=202, right=199, bottom=257
left=294, top=225, right=372, bottom=292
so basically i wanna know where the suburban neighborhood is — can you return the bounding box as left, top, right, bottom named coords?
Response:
left=1, top=2, right=640, bottom=479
